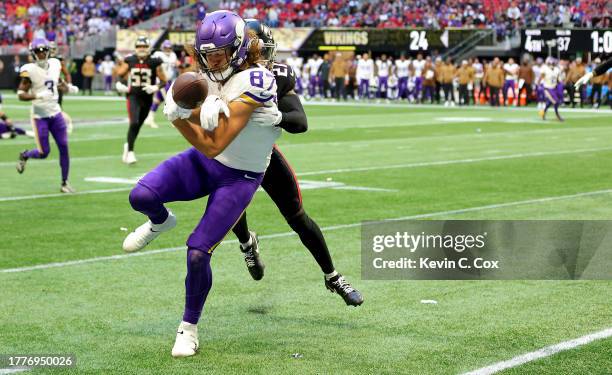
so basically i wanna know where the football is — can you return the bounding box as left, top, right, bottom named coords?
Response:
left=172, top=72, right=208, bottom=109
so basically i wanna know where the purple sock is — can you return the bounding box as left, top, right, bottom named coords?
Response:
left=150, top=102, right=159, bottom=112
left=183, top=248, right=213, bottom=324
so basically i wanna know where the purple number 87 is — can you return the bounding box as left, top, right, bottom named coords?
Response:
left=250, top=70, right=264, bottom=88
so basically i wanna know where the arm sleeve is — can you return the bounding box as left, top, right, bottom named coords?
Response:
left=594, top=56, right=612, bottom=77
left=277, top=93, right=307, bottom=134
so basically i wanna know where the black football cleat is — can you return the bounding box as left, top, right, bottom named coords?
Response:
left=241, top=232, right=265, bottom=281
left=325, top=274, right=363, bottom=307
left=16, top=151, right=28, bottom=174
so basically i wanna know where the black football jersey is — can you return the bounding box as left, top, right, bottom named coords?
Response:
left=125, top=54, right=162, bottom=96
left=271, top=63, right=296, bottom=99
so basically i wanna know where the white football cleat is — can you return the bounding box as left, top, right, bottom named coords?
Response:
left=122, top=211, right=176, bottom=252
left=172, top=321, right=199, bottom=358
left=144, top=111, right=159, bottom=129
left=126, top=151, right=137, bottom=165
left=122, top=143, right=129, bottom=163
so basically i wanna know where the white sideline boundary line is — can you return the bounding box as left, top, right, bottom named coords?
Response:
left=3, top=147, right=612, bottom=203
left=0, top=369, right=30, bottom=374
left=461, top=327, right=612, bottom=375
left=2, top=188, right=612, bottom=274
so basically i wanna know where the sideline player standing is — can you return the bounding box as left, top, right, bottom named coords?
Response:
left=115, top=36, right=167, bottom=164
left=356, top=53, right=374, bottom=100
left=395, top=54, right=410, bottom=100
left=16, top=38, right=79, bottom=192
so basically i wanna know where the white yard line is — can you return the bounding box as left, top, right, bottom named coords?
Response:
left=2, top=147, right=612, bottom=202
left=461, top=327, right=612, bottom=375
left=2, top=188, right=612, bottom=274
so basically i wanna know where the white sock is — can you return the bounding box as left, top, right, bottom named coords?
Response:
left=324, top=271, right=338, bottom=281
left=240, top=235, right=253, bottom=250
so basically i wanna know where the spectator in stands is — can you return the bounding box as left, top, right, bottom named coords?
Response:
left=81, top=55, right=95, bottom=96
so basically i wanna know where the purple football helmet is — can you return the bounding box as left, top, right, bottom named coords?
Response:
left=161, top=40, right=173, bottom=51
left=29, top=38, right=50, bottom=67
left=195, top=10, right=249, bottom=82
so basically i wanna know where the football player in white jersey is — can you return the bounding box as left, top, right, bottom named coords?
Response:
left=122, top=11, right=282, bottom=358
left=502, top=57, right=519, bottom=106
left=144, top=40, right=178, bottom=128
left=356, top=53, right=374, bottom=99
left=305, top=54, right=323, bottom=98
left=395, top=54, right=410, bottom=99
left=375, top=54, right=391, bottom=99
left=99, top=55, right=115, bottom=95
left=538, top=57, right=563, bottom=121
left=412, top=53, right=425, bottom=101
left=286, top=51, right=303, bottom=94
left=16, top=38, right=79, bottom=193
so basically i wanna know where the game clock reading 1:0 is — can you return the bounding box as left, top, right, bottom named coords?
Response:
left=591, top=30, right=612, bottom=53
left=523, top=29, right=612, bottom=54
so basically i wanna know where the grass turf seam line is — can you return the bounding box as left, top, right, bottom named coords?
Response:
left=461, top=327, right=612, bottom=375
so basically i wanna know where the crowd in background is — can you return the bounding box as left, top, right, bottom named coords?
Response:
left=2, top=0, right=610, bottom=48
left=0, top=0, right=191, bottom=46
left=283, top=52, right=612, bottom=108
left=223, top=0, right=610, bottom=32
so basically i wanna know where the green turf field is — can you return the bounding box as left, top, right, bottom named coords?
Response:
left=1, top=93, right=611, bottom=374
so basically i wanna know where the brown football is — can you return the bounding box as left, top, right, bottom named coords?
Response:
left=172, top=72, right=208, bottom=109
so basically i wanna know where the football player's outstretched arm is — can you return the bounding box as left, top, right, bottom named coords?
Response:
left=277, top=90, right=307, bottom=134
left=172, top=101, right=260, bottom=158
left=115, top=61, right=129, bottom=78
left=156, top=65, right=167, bottom=85
left=60, top=61, right=72, bottom=84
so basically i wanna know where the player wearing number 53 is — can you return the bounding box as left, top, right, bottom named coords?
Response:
left=114, top=36, right=167, bottom=164
left=16, top=38, right=79, bottom=193
left=121, top=10, right=281, bottom=358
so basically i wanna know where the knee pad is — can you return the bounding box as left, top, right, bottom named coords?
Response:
left=128, top=184, right=159, bottom=212
left=187, top=248, right=210, bottom=269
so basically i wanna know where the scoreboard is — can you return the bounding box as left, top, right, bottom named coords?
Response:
left=522, top=28, right=612, bottom=54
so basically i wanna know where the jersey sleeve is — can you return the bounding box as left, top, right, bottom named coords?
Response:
left=272, top=63, right=296, bottom=99
left=19, top=64, right=32, bottom=79
left=231, top=67, right=277, bottom=107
